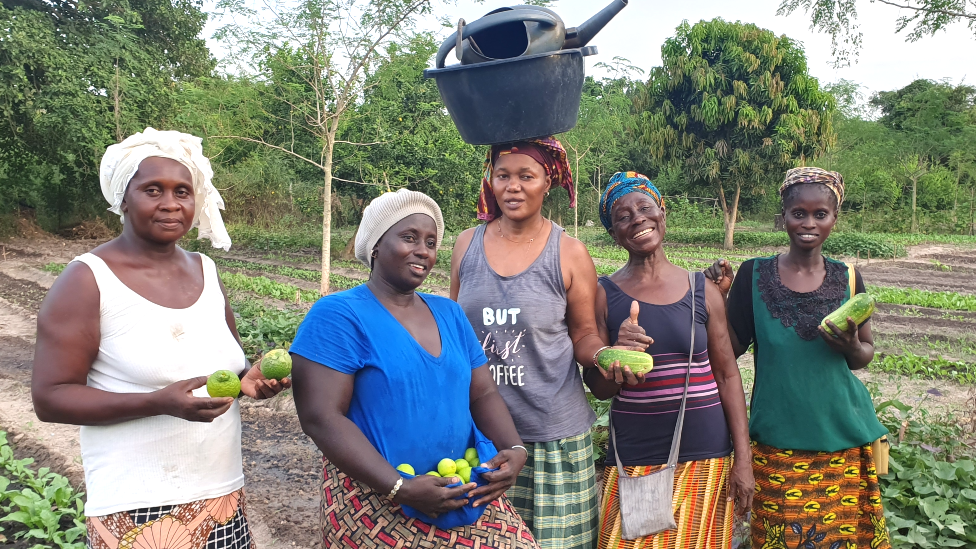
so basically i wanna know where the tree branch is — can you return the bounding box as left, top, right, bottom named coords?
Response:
left=875, top=0, right=975, bottom=20
left=209, top=135, right=325, bottom=170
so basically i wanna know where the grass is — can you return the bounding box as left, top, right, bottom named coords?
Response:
left=231, top=298, right=306, bottom=360
left=0, top=431, right=86, bottom=548
left=869, top=353, right=976, bottom=384
left=40, top=263, right=65, bottom=275
left=869, top=286, right=976, bottom=312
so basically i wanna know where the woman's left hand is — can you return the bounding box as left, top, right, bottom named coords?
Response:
left=466, top=448, right=528, bottom=507
left=728, top=460, right=755, bottom=516
left=240, top=361, right=292, bottom=400
left=818, top=317, right=861, bottom=357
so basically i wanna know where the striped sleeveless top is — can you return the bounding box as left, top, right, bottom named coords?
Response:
left=601, top=272, right=733, bottom=466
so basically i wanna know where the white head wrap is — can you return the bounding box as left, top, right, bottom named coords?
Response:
left=355, top=189, right=445, bottom=268
left=99, top=127, right=232, bottom=251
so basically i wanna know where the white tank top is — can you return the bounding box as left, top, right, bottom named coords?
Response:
left=73, top=252, right=246, bottom=516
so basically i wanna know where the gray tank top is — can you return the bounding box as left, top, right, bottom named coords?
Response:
left=457, top=221, right=596, bottom=443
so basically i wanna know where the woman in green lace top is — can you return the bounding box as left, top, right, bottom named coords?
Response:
left=706, top=167, right=890, bottom=549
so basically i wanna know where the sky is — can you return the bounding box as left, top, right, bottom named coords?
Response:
left=202, top=0, right=975, bottom=97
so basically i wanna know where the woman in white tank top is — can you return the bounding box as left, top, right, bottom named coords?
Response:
left=31, top=129, right=290, bottom=549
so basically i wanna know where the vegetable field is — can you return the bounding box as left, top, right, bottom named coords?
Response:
left=0, top=228, right=974, bottom=548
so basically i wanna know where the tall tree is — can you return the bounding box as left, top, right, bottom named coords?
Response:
left=633, top=18, right=835, bottom=249
left=0, top=0, right=212, bottom=228
left=777, top=0, right=976, bottom=66
left=213, top=0, right=433, bottom=294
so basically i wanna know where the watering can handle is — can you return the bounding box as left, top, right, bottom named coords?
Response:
left=436, top=10, right=560, bottom=68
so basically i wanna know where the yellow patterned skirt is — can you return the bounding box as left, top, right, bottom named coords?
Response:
left=597, top=456, right=735, bottom=549
left=751, top=442, right=890, bottom=549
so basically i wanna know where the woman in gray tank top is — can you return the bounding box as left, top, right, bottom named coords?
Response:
left=450, top=138, right=649, bottom=549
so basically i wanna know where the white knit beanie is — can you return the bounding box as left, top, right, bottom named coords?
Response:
left=355, top=189, right=445, bottom=268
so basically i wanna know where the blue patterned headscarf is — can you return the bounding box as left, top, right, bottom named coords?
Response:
left=599, top=172, right=664, bottom=229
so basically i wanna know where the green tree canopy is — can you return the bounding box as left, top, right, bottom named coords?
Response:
left=633, top=18, right=835, bottom=248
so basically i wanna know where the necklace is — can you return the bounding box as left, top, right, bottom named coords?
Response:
left=497, top=218, right=547, bottom=244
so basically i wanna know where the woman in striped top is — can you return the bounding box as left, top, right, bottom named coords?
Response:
left=585, top=173, right=753, bottom=549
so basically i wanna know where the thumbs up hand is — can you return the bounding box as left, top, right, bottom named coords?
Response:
left=615, top=300, right=653, bottom=352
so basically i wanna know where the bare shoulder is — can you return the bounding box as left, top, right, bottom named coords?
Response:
left=451, top=226, right=480, bottom=261
left=39, top=261, right=99, bottom=321
left=559, top=231, right=593, bottom=261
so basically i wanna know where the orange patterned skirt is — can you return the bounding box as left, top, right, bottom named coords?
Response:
left=597, top=456, right=735, bottom=549
left=86, top=488, right=253, bottom=549
left=751, top=442, right=890, bottom=549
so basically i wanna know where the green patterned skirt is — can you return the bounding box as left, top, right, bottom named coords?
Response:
left=507, top=431, right=600, bottom=549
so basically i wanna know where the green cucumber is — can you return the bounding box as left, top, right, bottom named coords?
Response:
left=597, top=349, right=654, bottom=375
left=821, top=293, right=876, bottom=335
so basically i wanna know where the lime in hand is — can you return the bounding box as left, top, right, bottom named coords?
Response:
left=207, top=370, right=241, bottom=398
left=260, top=349, right=292, bottom=380
left=458, top=467, right=472, bottom=483
left=425, top=471, right=440, bottom=477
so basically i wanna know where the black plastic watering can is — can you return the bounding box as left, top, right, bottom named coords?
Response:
left=434, top=0, right=629, bottom=69
left=424, top=0, right=629, bottom=145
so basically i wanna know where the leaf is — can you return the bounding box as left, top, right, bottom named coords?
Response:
left=791, top=523, right=803, bottom=535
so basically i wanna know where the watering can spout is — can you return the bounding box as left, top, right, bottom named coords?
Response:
left=563, top=0, right=628, bottom=49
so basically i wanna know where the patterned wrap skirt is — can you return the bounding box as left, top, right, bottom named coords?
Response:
left=320, top=456, right=540, bottom=549
left=86, top=488, right=253, bottom=549
left=597, top=456, right=735, bottom=549
left=507, top=431, right=601, bottom=549
left=751, top=442, right=891, bottom=549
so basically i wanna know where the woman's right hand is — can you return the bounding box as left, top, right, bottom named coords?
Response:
left=597, top=360, right=645, bottom=386
left=394, top=475, right=476, bottom=518
left=153, top=376, right=234, bottom=422
left=704, top=260, right=734, bottom=297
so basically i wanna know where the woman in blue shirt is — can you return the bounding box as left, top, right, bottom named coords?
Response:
left=290, top=189, right=539, bottom=548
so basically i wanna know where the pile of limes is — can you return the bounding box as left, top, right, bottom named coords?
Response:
left=397, top=447, right=481, bottom=483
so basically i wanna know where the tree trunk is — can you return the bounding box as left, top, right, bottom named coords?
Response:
left=321, top=136, right=335, bottom=295
left=911, top=176, right=919, bottom=234
left=718, top=181, right=741, bottom=250
left=341, top=224, right=359, bottom=261
left=970, top=186, right=975, bottom=236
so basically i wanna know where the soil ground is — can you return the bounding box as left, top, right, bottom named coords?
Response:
left=1, top=235, right=974, bottom=548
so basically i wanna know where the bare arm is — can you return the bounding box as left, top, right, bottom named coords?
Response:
left=704, top=282, right=754, bottom=514
left=31, top=262, right=233, bottom=425
left=291, top=355, right=472, bottom=517
left=449, top=228, right=476, bottom=301
left=467, top=364, right=526, bottom=506
left=561, top=235, right=608, bottom=369
left=584, top=284, right=639, bottom=399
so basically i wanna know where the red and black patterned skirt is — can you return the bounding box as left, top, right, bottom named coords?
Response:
left=320, top=457, right=540, bottom=549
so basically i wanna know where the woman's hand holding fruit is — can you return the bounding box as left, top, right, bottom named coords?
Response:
left=596, top=360, right=644, bottom=386
left=240, top=349, right=293, bottom=400
left=467, top=448, right=528, bottom=507
left=394, top=475, right=475, bottom=518
left=818, top=317, right=863, bottom=356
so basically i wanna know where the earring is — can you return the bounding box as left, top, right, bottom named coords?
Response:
left=371, top=250, right=378, bottom=258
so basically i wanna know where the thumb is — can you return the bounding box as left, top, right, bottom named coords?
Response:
left=629, top=300, right=640, bottom=324
left=186, top=376, right=209, bottom=390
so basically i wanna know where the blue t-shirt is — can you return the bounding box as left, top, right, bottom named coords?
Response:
left=290, top=284, right=489, bottom=473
